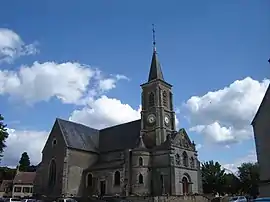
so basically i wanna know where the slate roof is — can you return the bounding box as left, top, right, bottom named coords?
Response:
left=57, top=118, right=99, bottom=153
left=148, top=50, right=164, bottom=82
left=89, top=160, right=125, bottom=171
left=99, top=119, right=141, bottom=152
left=56, top=118, right=141, bottom=153
left=13, top=172, right=36, bottom=185
left=251, top=84, right=270, bottom=125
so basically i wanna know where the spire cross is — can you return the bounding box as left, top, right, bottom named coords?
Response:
left=152, top=24, right=156, bottom=52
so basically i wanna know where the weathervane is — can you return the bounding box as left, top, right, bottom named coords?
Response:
left=152, top=24, right=156, bottom=52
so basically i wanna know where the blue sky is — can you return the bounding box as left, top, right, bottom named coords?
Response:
left=0, top=0, right=270, bottom=170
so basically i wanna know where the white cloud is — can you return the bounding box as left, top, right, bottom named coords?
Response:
left=185, top=77, right=269, bottom=145
left=70, top=95, right=180, bottom=130
left=0, top=62, right=128, bottom=105
left=222, top=150, right=257, bottom=173
left=70, top=95, right=142, bottom=129
left=195, top=143, right=203, bottom=150
left=1, top=128, right=47, bottom=167
left=0, top=28, right=38, bottom=63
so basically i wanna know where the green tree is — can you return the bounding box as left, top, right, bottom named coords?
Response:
left=201, top=160, right=226, bottom=195
left=19, top=152, right=30, bottom=171
left=0, top=167, right=16, bottom=181
left=224, top=173, right=241, bottom=195
left=237, top=162, right=259, bottom=198
left=0, top=114, right=9, bottom=161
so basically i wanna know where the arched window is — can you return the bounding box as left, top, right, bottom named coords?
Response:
left=169, top=92, right=173, bottom=110
left=182, top=151, right=188, bottom=167
left=160, top=175, right=164, bottom=189
left=114, top=171, right=120, bottom=186
left=52, top=138, right=57, bottom=147
left=139, top=174, right=143, bottom=184
left=149, top=92, right=155, bottom=107
left=87, top=173, right=93, bottom=187
left=48, top=159, right=56, bottom=187
left=139, top=157, right=143, bottom=166
left=190, top=157, right=195, bottom=168
left=162, top=91, right=167, bottom=107
left=175, top=154, right=180, bottom=165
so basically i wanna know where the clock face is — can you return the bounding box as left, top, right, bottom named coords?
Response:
left=164, top=116, right=170, bottom=125
left=147, top=114, right=156, bottom=124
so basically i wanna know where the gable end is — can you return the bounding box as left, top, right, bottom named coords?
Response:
left=251, top=84, right=270, bottom=126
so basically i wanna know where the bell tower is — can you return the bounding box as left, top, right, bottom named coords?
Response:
left=140, top=25, right=176, bottom=148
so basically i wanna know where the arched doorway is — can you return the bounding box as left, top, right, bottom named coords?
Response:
left=182, top=177, right=189, bottom=194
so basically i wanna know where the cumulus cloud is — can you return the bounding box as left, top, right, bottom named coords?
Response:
left=1, top=128, right=48, bottom=167
left=222, top=150, right=257, bottom=173
left=0, top=62, right=128, bottom=105
left=70, top=95, right=141, bottom=129
left=69, top=95, right=180, bottom=130
left=195, top=143, right=203, bottom=150
left=0, top=28, right=38, bottom=63
left=185, top=77, right=269, bottom=145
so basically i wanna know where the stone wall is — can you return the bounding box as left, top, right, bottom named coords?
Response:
left=252, top=90, right=270, bottom=197
left=171, top=146, right=200, bottom=195
left=64, top=149, right=98, bottom=197
left=125, top=195, right=210, bottom=202
left=34, top=122, right=66, bottom=198
left=131, top=150, right=151, bottom=195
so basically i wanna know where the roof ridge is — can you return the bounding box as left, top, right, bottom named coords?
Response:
left=100, top=119, right=141, bottom=131
left=251, top=83, right=270, bottom=125
left=56, top=118, right=99, bottom=131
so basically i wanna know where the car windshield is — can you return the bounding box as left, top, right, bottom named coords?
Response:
left=11, top=199, right=21, bottom=202
left=230, top=197, right=239, bottom=201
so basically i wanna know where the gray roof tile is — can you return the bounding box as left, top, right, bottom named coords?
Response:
left=56, top=118, right=141, bottom=153
left=13, top=172, right=36, bottom=184
left=57, top=118, right=99, bottom=153
left=89, top=160, right=125, bottom=171
left=99, top=119, right=141, bottom=152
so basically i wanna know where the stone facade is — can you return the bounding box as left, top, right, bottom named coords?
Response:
left=252, top=85, right=270, bottom=197
left=34, top=48, right=202, bottom=199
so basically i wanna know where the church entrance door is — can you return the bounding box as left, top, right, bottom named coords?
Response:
left=182, top=177, right=189, bottom=194
left=100, top=180, right=106, bottom=196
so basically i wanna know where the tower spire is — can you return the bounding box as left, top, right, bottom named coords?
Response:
left=152, top=24, right=156, bottom=52
left=148, top=24, right=164, bottom=82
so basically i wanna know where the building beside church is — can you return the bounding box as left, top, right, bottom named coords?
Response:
left=33, top=47, right=203, bottom=199
left=12, top=172, right=36, bottom=198
left=252, top=84, right=270, bottom=197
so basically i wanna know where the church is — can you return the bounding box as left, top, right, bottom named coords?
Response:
left=33, top=44, right=203, bottom=199
left=252, top=82, right=270, bottom=197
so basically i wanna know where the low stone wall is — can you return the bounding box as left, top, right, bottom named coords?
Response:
left=125, top=195, right=210, bottom=202
left=61, top=195, right=210, bottom=202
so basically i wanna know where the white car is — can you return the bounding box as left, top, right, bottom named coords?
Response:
left=229, top=196, right=247, bottom=202
left=4, top=199, right=21, bottom=202
left=22, top=199, right=36, bottom=202
left=57, top=198, right=77, bottom=202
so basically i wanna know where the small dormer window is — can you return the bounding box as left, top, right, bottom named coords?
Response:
left=52, top=138, right=57, bottom=147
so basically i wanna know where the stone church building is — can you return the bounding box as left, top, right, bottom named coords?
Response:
left=252, top=83, right=270, bottom=197
left=34, top=47, right=203, bottom=198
